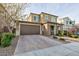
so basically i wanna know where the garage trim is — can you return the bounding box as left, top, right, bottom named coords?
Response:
left=16, top=22, right=42, bottom=36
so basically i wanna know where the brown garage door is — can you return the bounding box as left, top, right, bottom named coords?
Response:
left=20, top=24, right=40, bottom=35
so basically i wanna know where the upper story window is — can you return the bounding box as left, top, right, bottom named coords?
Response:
left=72, top=21, right=75, bottom=25
left=45, top=15, right=49, bottom=21
left=70, top=21, right=75, bottom=26
left=33, top=15, right=40, bottom=22
left=66, top=21, right=68, bottom=24
left=70, top=21, right=72, bottom=24
left=51, top=16, right=57, bottom=22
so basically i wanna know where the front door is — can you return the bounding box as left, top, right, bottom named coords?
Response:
left=50, top=25, right=54, bottom=35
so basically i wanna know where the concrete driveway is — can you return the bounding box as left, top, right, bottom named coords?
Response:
left=14, top=35, right=62, bottom=55
left=15, top=42, right=79, bottom=56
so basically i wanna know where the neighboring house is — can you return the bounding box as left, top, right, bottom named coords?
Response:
left=16, top=12, right=63, bottom=36
left=57, top=17, right=75, bottom=31
left=68, top=24, right=79, bottom=35
left=74, top=24, right=79, bottom=35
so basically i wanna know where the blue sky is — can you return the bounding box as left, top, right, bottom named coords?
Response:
left=26, top=3, right=79, bottom=24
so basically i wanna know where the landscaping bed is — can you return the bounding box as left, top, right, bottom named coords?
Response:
left=0, top=33, right=14, bottom=47
left=56, top=30, right=79, bottom=42
left=0, top=36, right=19, bottom=56
left=48, top=35, right=70, bottom=44
left=0, top=32, right=19, bottom=56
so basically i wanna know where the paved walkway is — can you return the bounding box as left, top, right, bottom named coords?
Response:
left=15, top=42, right=79, bottom=56
left=14, top=35, right=62, bottom=55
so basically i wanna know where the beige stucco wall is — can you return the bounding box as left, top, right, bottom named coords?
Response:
left=16, top=21, right=20, bottom=36
left=43, top=23, right=57, bottom=35
left=40, top=12, right=58, bottom=23
left=42, top=23, right=49, bottom=35
left=27, top=14, right=32, bottom=22
left=40, top=13, right=46, bottom=23
left=27, top=13, right=40, bottom=23
left=40, top=13, right=51, bottom=23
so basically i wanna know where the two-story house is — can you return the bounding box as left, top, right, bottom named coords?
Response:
left=57, top=17, right=75, bottom=31
left=16, top=12, right=63, bottom=36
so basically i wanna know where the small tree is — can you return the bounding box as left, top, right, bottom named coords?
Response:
left=0, top=3, right=28, bottom=33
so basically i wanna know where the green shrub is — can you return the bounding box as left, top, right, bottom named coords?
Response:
left=63, top=31, right=68, bottom=36
left=1, top=33, right=14, bottom=47
left=74, top=35, right=78, bottom=38
left=67, top=32, right=73, bottom=37
left=74, top=35, right=79, bottom=38
left=57, top=30, right=64, bottom=36
left=70, top=35, right=79, bottom=38
left=71, top=35, right=75, bottom=38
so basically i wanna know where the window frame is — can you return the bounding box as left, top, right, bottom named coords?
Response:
left=33, top=15, right=40, bottom=22
left=45, top=15, right=49, bottom=21
left=51, top=16, right=57, bottom=22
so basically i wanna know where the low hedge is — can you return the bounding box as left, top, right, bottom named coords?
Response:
left=1, top=33, right=14, bottom=47
left=57, top=30, right=64, bottom=36
left=70, top=35, right=79, bottom=38
left=63, top=31, right=68, bottom=36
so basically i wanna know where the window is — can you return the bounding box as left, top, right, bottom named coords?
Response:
left=72, top=21, right=75, bottom=25
left=45, top=15, right=49, bottom=21
left=51, top=16, right=57, bottom=22
left=33, top=15, right=40, bottom=22
left=70, top=21, right=72, bottom=24
left=66, top=21, right=68, bottom=24
left=34, top=16, right=36, bottom=20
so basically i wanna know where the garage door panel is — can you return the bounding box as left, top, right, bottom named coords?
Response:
left=20, top=24, right=40, bottom=35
